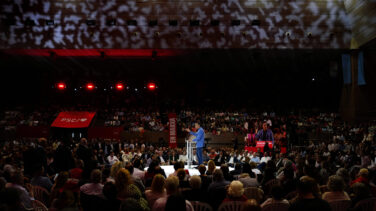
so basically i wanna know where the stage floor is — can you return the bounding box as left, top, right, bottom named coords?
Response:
left=155, top=165, right=234, bottom=177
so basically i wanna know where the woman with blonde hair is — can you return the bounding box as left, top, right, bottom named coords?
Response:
left=110, top=161, right=124, bottom=180
left=206, top=160, right=216, bottom=175
left=115, top=168, right=149, bottom=209
left=145, top=174, right=166, bottom=208
left=223, top=181, right=247, bottom=202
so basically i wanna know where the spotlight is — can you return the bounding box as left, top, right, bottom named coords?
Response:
left=115, top=83, right=124, bottom=91
left=56, top=82, right=66, bottom=90
left=86, top=83, right=95, bottom=90
left=147, top=82, right=156, bottom=91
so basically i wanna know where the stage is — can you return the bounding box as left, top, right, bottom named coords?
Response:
left=148, top=165, right=235, bottom=177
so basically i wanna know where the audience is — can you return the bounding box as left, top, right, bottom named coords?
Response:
left=1, top=110, right=376, bottom=211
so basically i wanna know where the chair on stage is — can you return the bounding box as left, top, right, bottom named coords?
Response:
left=261, top=202, right=289, bottom=211
left=218, top=201, right=245, bottom=211
left=244, top=187, right=264, bottom=203
left=190, top=201, right=213, bottom=211
left=328, top=200, right=351, bottom=211
left=353, top=198, right=376, bottom=211
left=31, top=186, right=50, bottom=206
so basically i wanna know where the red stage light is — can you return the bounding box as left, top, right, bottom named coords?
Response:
left=147, top=82, right=156, bottom=90
left=116, top=83, right=124, bottom=90
left=56, top=82, right=66, bottom=90
left=86, top=83, right=95, bottom=90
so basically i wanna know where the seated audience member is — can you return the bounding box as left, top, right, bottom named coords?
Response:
left=132, top=158, right=145, bottom=181
left=30, top=164, right=53, bottom=191
left=6, top=169, right=33, bottom=209
left=221, top=164, right=234, bottom=181
left=198, top=164, right=211, bottom=191
left=350, top=168, right=369, bottom=186
left=0, top=188, right=22, bottom=211
left=145, top=174, right=166, bottom=208
left=288, top=176, right=331, bottom=211
left=102, top=182, right=121, bottom=211
left=165, top=193, right=193, bottom=211
left=336, top=168, right=350, bottom=189
left=230, top=163, right=242, bottom=177
left=50, top=171, right=69, bottom=205
left=145, top=161, right=166, bottom=187
left=177, top=168, right=190, bottom=189
left=349, top=182, right=372, bottom=209
left=125, top=162, right=145, bottom=193
left=183, top=175, right=205, bottom=201
left=238, top=173, right=259, bottom=188
left=261, top=185, right=289, bottom=208
left=206, top=160, right=216, bottom=176
left=69, top=159, right=84, bottom=180
left=107, top=151, right=119, bottom=166
left=322, top=175, right=350, bottom=203
left=120, top=198, right=145, bottom=211
left=80, top=169, right=104, bottom=197
left=207, top=169, right=230, bottom=210
left=108, top=161, right=124, bottom=183
left=223, top=180, right=248, bottom=202
left=243, top=199, right=262, bottom=211
left=152, top=176, right=193, bottom=211
left=51, top=190, right=79, bottom=211
left=215, top=151, right=227, bottom=166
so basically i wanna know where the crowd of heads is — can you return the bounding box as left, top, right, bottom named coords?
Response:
left=0, top=110, right=376, bottom=210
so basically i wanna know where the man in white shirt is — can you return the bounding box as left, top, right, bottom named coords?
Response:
left=107, top=151, right=119, bottom=165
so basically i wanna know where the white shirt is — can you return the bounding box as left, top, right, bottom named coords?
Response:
left=107, top=155, right=119, bottom=165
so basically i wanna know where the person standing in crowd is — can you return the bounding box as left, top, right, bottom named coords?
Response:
left=185, top=122, right=205, bottom=165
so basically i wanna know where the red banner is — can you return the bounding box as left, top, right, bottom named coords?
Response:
left=168, top=113, right=177, bottom=148
left=51, top=112, right=96, bottom=128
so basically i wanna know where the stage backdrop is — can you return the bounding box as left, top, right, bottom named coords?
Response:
left=168, top=113, right=177, bottom=148
left=51, top=112, right=96, bottom=128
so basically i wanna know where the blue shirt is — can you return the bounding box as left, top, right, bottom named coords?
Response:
left=190, top=127, right=205, bottom=148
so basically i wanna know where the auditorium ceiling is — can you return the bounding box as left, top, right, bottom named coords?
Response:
left=0, top=0, right=375, bottom=49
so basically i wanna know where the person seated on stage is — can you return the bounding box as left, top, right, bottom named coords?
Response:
left=169, top=150, right=179, bottom=165
left=251, top=152, right=261, bottom=164
left=215, top=150, right=227, bottom=166
left=157, top=151, right=167, bottom=165
left=227, top=152, right=239, bottom=167
left=178, top=151, right=187, bottom=164
left=255, top=122, right=274, bottom=145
